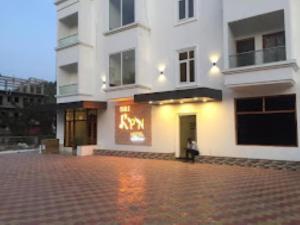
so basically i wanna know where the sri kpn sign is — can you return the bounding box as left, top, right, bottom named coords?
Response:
left=115, top=103, right=152, bottom=146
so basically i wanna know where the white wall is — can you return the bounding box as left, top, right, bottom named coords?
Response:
left=55, top=0, right=300, bottom=161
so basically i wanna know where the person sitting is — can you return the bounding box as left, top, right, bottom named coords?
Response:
left=186, top=138, right=199, bottom=162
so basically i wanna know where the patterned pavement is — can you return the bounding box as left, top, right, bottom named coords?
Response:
left=1, top=153, right=300, bottom=225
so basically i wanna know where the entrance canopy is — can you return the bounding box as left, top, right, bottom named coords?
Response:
left=134, top=87, right=222, bottom=105
left=57, top=101, right=107, bottom=110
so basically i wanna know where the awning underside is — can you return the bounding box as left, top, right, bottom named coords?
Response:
left=134, top=87, right=222, bottom=105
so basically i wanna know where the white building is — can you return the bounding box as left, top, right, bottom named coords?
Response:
left=55, top=0, right=300, bottom=161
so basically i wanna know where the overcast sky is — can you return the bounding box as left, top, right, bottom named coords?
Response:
left=0, top=0, right=56, bottom=81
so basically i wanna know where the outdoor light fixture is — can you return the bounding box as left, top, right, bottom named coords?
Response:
left=149, top=101, right=153, bottom=104
left=158, top=64, right=166, bottom=82
left=101, top=76, right=107, bottom=89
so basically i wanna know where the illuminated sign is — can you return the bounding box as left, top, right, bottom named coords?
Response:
left=115, top=103, right=152, bottom=146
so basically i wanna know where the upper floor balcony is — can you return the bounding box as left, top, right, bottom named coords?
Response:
left=57, top=12, right=78, bottom=50
left=223, top=9, right=299, bottom=89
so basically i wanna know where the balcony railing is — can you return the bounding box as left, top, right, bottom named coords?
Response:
left=57, top=34, right=79, bottom=49
left=59, top=84, right=78, bottom=96
left=229, top=46, right=286, bottom=68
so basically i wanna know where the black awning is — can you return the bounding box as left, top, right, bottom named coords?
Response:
left=57, top=101, right=107, bottom=110
left=134, top=87, right=222, bottom=104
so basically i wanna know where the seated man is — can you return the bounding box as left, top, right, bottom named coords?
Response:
left=186, top=138, right=199, bottom=162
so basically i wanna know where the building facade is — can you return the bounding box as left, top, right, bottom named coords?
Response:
left=0, top=75, right=46, bottom=135
left=55, top=0, right=300, bottom=160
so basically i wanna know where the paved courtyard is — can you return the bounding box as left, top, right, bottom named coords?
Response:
left=1, top=153, right=300, bottom=225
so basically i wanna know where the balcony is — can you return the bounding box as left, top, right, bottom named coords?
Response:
left=229, top=46, right=286, bottom=68
left=57, top=34, right=79, bottom=49
left=59, top=84, right=78, bottom=96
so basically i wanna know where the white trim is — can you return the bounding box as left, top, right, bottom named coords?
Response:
left=104, top=22, right=150, bottom=36
left=104, top=84, right=151, bottom=92
left=223, top=60, right=299, bottom=75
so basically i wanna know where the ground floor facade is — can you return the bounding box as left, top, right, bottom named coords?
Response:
left=57, top=87, right=300, bottom=161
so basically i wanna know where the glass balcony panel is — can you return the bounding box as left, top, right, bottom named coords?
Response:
left=229, top=46, right=286, bottom=68
left=58, top=34, right=79, bottom=49
left=59, top=84, right=78, bottom=96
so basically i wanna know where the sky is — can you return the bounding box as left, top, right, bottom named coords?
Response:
left=0, top=0, right=56, bottom=81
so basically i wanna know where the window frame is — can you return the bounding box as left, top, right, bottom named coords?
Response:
left=108, top=48, right=136, bottom=88
left=177, top=47, right=196, bottom=86
left=109, top=0, right=136, bottom=31
left=234, top=94, right=298, bottom=147
left=177, top=0, right=196, bottom=22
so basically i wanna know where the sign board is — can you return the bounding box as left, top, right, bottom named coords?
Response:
left=115, top=103, right=152, bottom=146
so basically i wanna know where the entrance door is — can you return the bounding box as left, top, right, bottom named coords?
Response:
left=179, top=115, right=197, bottom=158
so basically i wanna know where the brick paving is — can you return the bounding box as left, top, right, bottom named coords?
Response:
left=1, top=153, right=300, bottom=225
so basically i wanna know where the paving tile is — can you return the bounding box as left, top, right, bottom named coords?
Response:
left=1, top=153, right=300, bottom=225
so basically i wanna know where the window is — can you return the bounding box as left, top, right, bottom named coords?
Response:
left=179, top=49, right=195, bottom=83
left=36, top=86, right=42, bottom=94
left=109, top=49, right=135, bottom=87
left=0, top=96, right=2, bottom=105
left=15, top=97, right=19, bottom=103
left=263, top=31, right=286, bottom=63
left=235, top=95, right=297, bottom=147
left=178, top=0, right=194, bottom=21
left=64, top=109, right=97, bottom=147
left=236, top=38, right=255, bottom=67
left=109, top=0, right=135, bottom=30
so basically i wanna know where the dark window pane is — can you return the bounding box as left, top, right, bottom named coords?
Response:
left=265, top=95, right=296, bottom=111
left=237, top=113, right=297, bottom=146
left=179, top=52, right=188, bottom=60
left=109, top=0, right=121, bottom=30
left=109, top=53, right=122, bottom=87
left=189, top=60, right=195, bottom=82
left=189, top=50, right=194, bottom=59
left=122, top=50, right=135, bottom=85
left=122, top=0, right=135, bottom=26
left=0, top=96, right=2, bottom=105
left=188, top=0, right=194, bottom=18
left=236, top=38, right=255, bottom=67
left=179, top=0, right=186, bottom=20
left=236, top=98, right=263, bottom=112
left=180, top=63, right=187, bottom=82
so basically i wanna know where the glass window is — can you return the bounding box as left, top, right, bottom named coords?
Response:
left=179, top=49, right=195, bottom=83
left=109, top=53, right=122, bottom=87
left=178, top=0, right=194, bottom=21
left=179, top=0, right=186, bottom=20
left=64, top=109, right=97, bottom=147
left=235, top=95, right=297, bottom=146
left=236, top=98, right=263, bottom=112
left=122, top=0, right=135, bottom=26
left=0, top=96, right=2, bottom=105
left=265, top=95, right=296, bottom=111
left=109, top=0, right=135, bottom=30
left=109, top=49, right=135, bottom=87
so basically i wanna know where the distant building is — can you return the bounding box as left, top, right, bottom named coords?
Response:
left=0, top=74, right=46, bottom=135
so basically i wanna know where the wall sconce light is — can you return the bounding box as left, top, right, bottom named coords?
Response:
left=158, top=64, right=166, bottom=82
left=212, top=62, right=217, bottom=67
left=101, top=76, right=106, bottom=89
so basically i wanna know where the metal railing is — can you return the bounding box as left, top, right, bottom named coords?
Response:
left=59, top=84, right=78, bottom=96
left=57, top=33, right=79, bottom=49
left=229, top=46, right=286, bottom=68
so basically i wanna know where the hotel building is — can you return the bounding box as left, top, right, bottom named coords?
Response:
left=55, top=0, right=300, bottom=160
